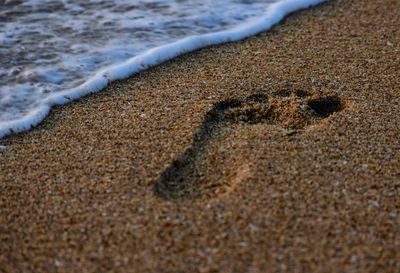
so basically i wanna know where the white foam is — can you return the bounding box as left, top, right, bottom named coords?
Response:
left=0, top=0, right=326, bottom=139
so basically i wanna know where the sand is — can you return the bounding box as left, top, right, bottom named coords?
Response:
left=0, top=0, right=399, bottom=272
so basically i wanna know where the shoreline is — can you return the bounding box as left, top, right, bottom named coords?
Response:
left=1, top=0, right=399, bottom=272
left=0, top=0, right=327, bottom=139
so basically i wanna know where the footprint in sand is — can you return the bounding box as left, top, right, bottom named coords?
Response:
left=153, top=89, right=344, bottom=201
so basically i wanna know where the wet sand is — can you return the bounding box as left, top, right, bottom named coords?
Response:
left=0, top=0, right=399, bottom=272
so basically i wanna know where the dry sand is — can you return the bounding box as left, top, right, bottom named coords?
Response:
left=0, top=0, right=399, bottom=272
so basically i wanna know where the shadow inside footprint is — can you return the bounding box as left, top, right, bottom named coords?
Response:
left=153, top=91, right=344, bottom=201
left=307, top=95, right=343, bottom=118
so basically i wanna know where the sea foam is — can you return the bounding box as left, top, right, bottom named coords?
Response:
left=0, top=0, right=326, bottom=139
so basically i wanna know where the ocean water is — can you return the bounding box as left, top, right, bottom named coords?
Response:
left=0, top=0, right=326, bottom=138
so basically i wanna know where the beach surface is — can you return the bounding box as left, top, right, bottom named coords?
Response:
left=1, top=0, right=399, bottom=272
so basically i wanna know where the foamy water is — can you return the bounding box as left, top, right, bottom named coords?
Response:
left=0, top=0, right=326, bottom=138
